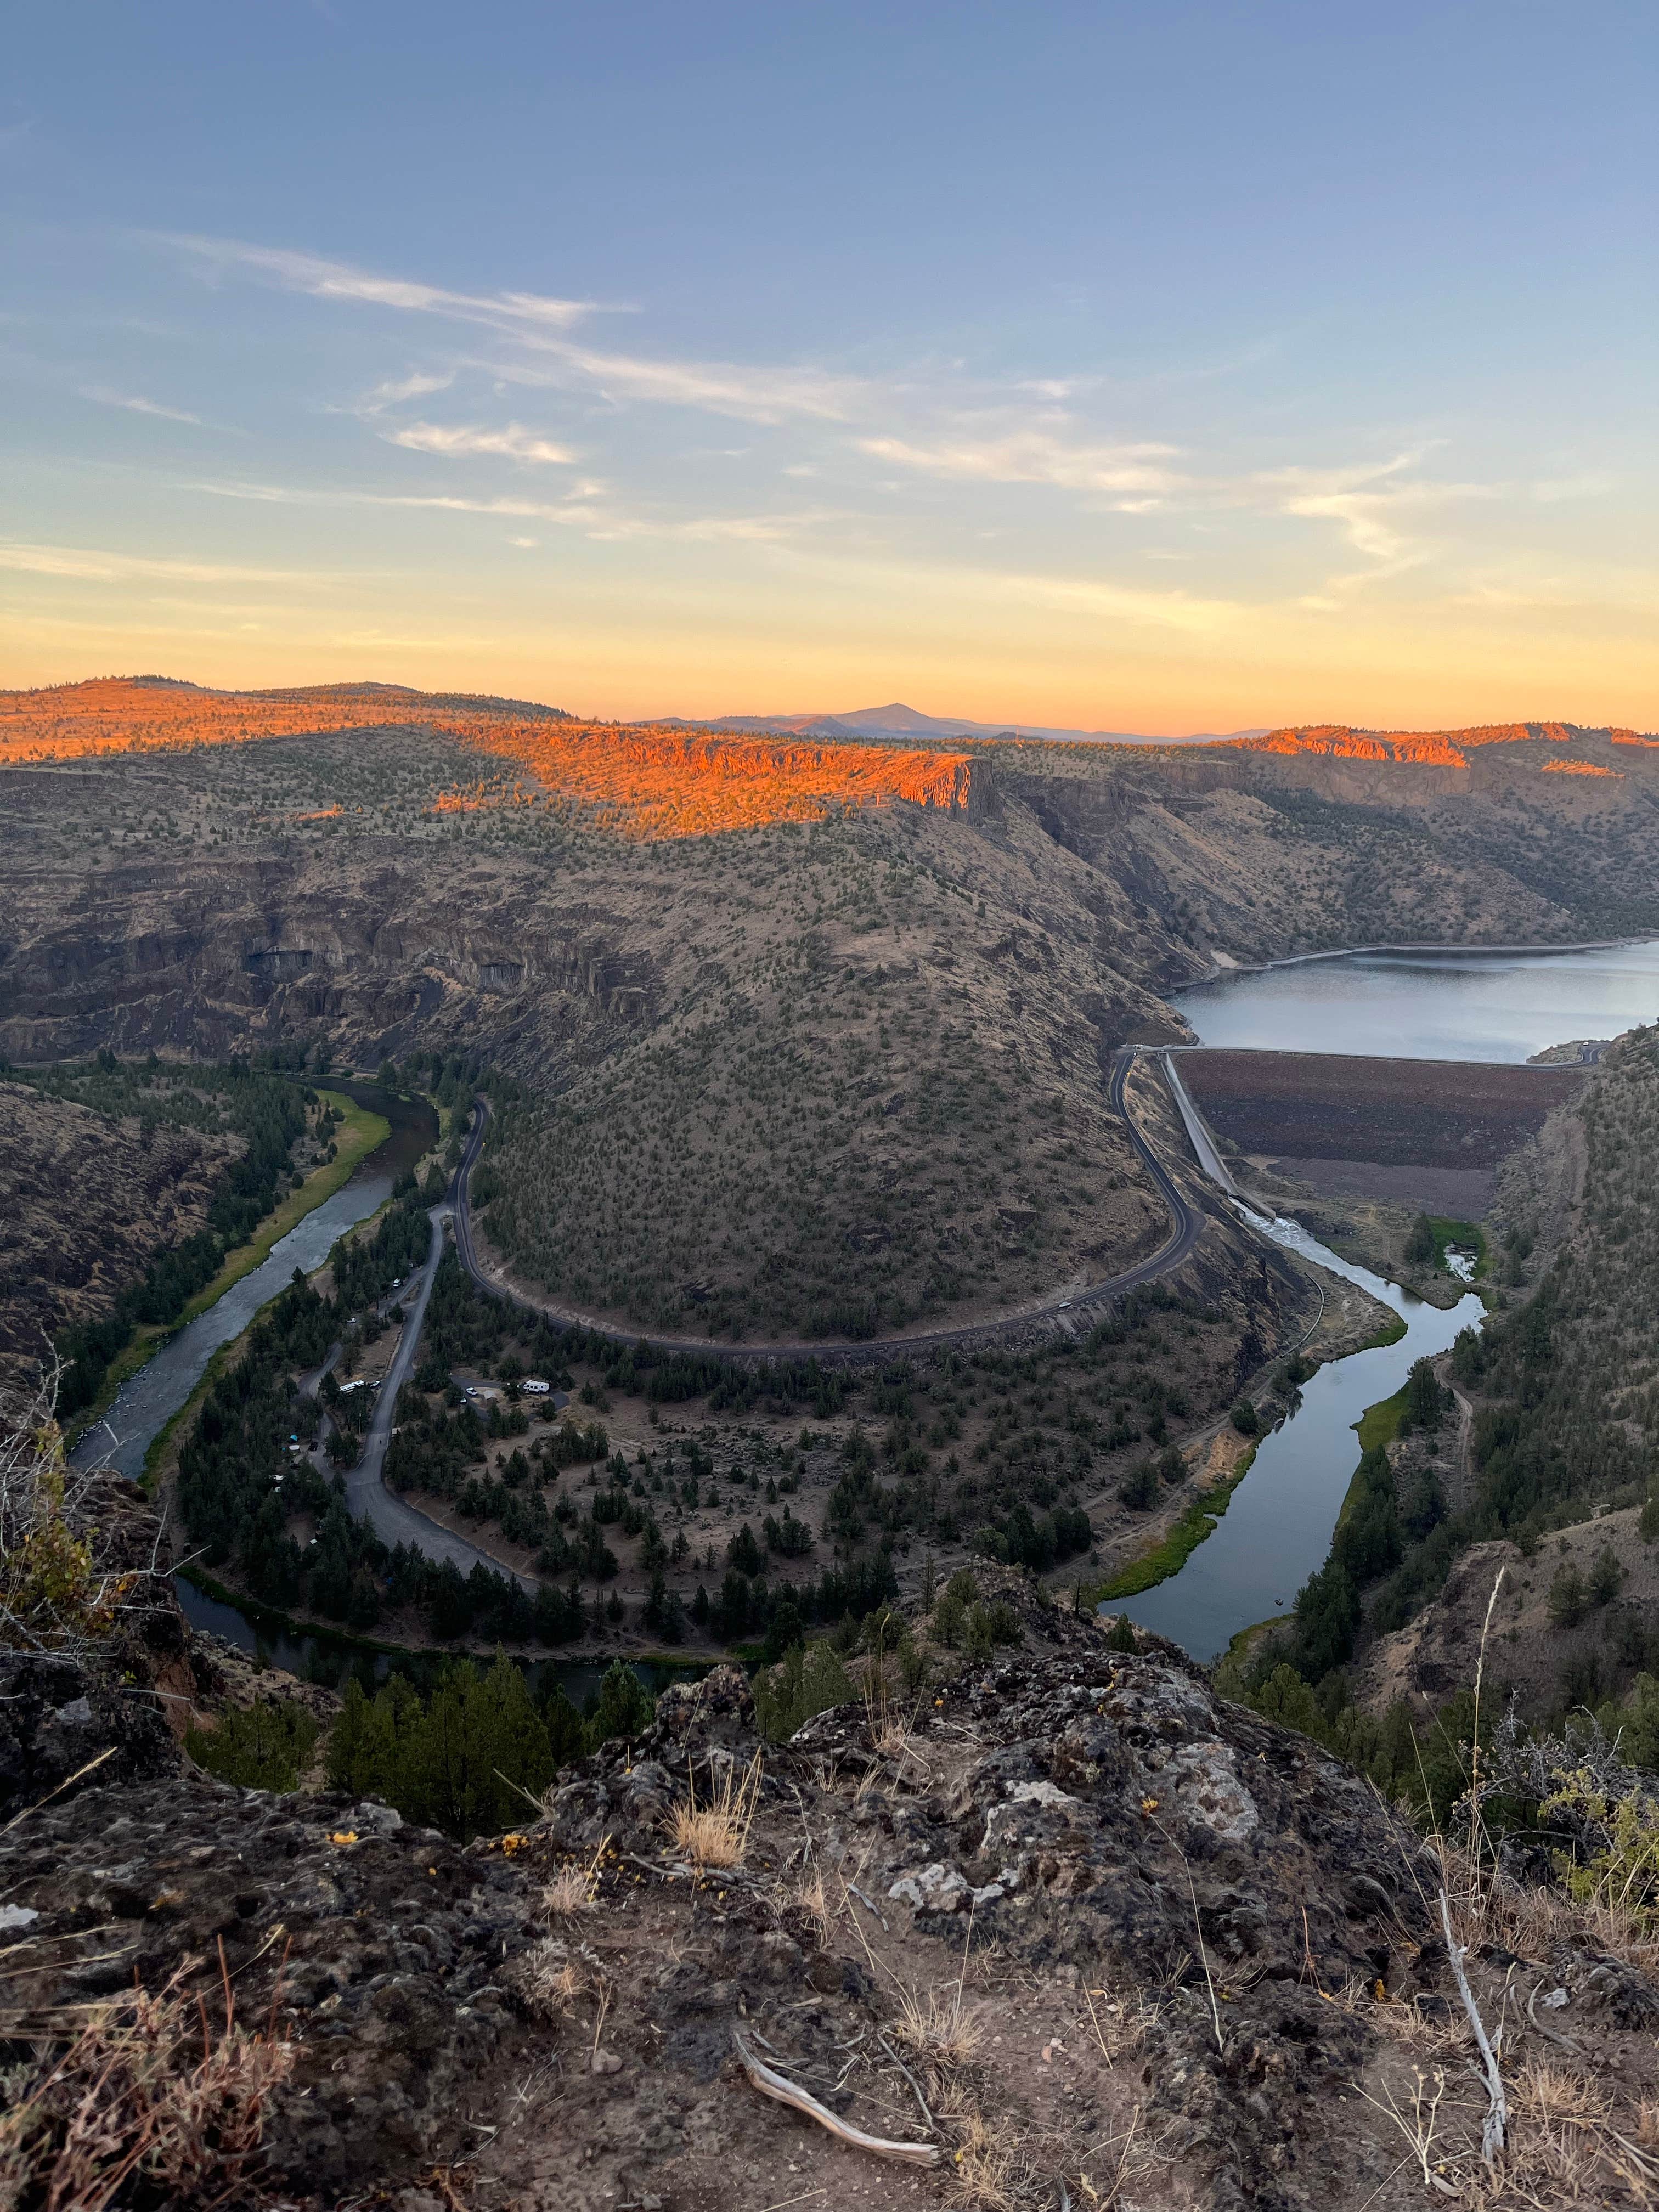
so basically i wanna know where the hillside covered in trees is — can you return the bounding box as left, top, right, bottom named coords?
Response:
left=5, top=679, right=1659, bottom=1345
left=1232, top=1026, right=1659, bottom=1788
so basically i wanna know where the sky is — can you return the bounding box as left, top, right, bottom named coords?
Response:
left=2, top=2, right=1655, bottom=733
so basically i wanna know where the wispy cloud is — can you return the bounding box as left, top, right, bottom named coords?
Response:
left=857, top=424, right=1181, bottom=498
left=82, top=386, right=205, bottom=425
left=186, top=477, right=600, bottom=522
left=383, top=420, right=577, bottom=465
left=182, top=473, right=824, bottom=545
left=155, top=233, right=861, bottom=424
left=521, top=342, right=856, bottom=422
left=0, top=539, right=335, bottom=584
left=156, top=235, right=600, bottom=331
left=1262, top=452, right=1497, bottom=594
left=858, top=416, right=1186, bottom=500
left=137, top=232, right=1525, bottom=616
left=358, top=369, right=456, bottom=412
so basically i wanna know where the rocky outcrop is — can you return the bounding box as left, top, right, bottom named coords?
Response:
left=0, top=1780, right=541, bottom=2197
left=0, top=1475, right=195, bottom=1820
left=527, top=1616, right=1444, bottom=2211
left=0, top=1650, right=180, bottom=1822
left=6, top=1584, right=1659, bottom=2209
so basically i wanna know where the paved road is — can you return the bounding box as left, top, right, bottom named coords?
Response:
left=1158, top=1049, right=1268, bottom=1214
left=338, top=1204, right=537, bottom=1589
left=448, top=1047, right=1207, bottom=1369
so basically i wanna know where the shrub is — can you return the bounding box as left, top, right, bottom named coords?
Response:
left=753, top=1639, right=854, bottom=1741
left=185, top=1700, right=320, bottom=1792
left=1118, top=1458, right=1159, bottom=1510
left=1229, top=1400, right=1260, bottom=1437
left=1, top=1378, right=144, bottom=1654
left=929, top=1567, right=980, bottom=1650
left=586, top=1658, right=653, bottom=1751
left=1589, top=1544, right=1624, bottom=1607
left=965, top=1598, right=1022, bottom=1662
left=325, top=1655, right=555, bottom=1839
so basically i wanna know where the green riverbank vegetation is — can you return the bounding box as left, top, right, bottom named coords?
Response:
left=7, top=1050, right=385, bottom=1426
left=1229, top=1026, right=1659, bottom=1784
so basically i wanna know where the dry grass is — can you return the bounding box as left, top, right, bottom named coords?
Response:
left=543, top=1839, right=606, bottom=1919
left=517, top=1940, right=590, bottom=2023
left=1427, top=1826, right=1659, bottom=1990
left=0, top=1948, right=292, bottom=2212
left=666, top=1751, right=762, bottom=1870
left=788, top=1866, right=833, bottom=1948
left=1355, top=2064, right=1465, bottom=2196
left=1078, top=2102, right=1165, bottom=2210
left=892, top=1984, right=985, bottom=2079
left=946, top=2113, right=1022, bottom=2210
left=1455, top=2056, right=1659, bottom=2208
left=1080, top=1980, right=1156, bottom=2067
left=1353, top=1982, right=1470, bottom=2060
left=1353, top=2032, right=1659, bottom=2206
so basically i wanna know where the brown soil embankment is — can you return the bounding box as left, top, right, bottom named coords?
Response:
left=1179, top=1048, right=1582, bottom=1171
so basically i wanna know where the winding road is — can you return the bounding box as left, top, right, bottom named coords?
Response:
left=447, top=1046, right=1207, bottom=1369
left=334, top=1202, right=537, bottom=1590
left=335, top=1048, right=1224, bottom=1583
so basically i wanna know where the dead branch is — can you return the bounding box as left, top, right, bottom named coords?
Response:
left=874, top=2027, right=934, bottom=2132
left=1440, top=1888, right=1506, bottom=2170
left=732, top=2032, right=939, bottom=2167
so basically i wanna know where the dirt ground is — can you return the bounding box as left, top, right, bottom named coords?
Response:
left=1181, top=1049, right=1582, bottom=1170
left=1259, top=1153, right=1497, bottom=1218
left=450, top=1604, right=1659, bottom=2212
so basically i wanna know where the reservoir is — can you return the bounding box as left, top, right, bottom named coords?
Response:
left=71, top=1083, right=435, bottom=1482
left=1170, top=938, right=1659, bottom=1063
left=1111, top=934, right=1659, bottom=1658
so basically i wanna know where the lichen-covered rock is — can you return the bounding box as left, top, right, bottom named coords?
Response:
left=541, top=1662, right=762, bottom=1854
left=879, top=1643, right=1439, bottom=1981
left=0, top=1776, right=541, bottom=2196
left=0, top=1650, right=180, bottom=1821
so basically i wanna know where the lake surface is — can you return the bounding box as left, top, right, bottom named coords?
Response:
left=1120, top=933, right=1659, bottom=1655
left=1111, top=1212, right=1484, bottom=1661
left=1170, top=939, right=1659, bottom=1062
left=72, top=1082, right=434, bottom=1481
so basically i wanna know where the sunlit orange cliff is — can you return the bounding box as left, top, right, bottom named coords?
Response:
left=0, top=678, right=980, bottom=839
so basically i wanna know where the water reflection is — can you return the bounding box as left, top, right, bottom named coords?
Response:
left=1108, top=1210, right=1484, bottom=1662
left=1171, top=940, right=1659, bottom=1064
left=174, top=1572, right=706, bottom=1710
left=72, top=1084, right=433, bottom=1481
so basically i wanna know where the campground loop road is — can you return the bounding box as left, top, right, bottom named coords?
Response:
left=446, top=1047, right=1207, bottom=1371
left=325, top=1203, right=539, bottom=1590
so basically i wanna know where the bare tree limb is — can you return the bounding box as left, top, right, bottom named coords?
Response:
left=1440, top=1890, right=1506, bottom=2171
left=732, top=2032, right=938, bottom=2166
